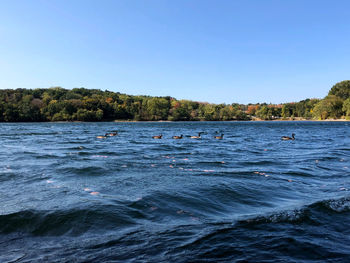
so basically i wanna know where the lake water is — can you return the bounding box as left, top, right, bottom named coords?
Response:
left=1, top=121, right=350, bottom=262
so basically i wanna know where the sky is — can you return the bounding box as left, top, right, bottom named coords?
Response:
left=0, top=0, right=349, bottom=104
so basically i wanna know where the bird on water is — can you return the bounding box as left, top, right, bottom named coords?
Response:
left=190, top=132, right=203, bottom=139
left=106, top=132, right=118, bottom=136
left=172, top=135, right=183, bottom=139
left=281, top=133, right=295, bottom=140
left=96, top=133, right=108, bottom=139
left=214, top=134, right=224, bottom=139
left=152, top=134, right=162, bottom=139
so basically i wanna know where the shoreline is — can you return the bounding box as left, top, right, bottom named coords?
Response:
left=250, top=118, right=350, bottom=122
left=1, top=119, right=349, bottom=123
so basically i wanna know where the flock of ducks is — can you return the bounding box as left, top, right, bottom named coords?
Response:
left=96, top=131, right=296, bottom=141
left=151, top=132, right=224, bottom=140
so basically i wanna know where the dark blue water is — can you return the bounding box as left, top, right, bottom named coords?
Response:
left=1, top=121, right=350, bottom=262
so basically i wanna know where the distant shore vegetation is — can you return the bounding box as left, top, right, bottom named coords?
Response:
left=0, top=80, right=349, bottom=122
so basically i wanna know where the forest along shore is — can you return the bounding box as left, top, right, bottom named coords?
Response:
left=0, top=80, right=349, bottom=122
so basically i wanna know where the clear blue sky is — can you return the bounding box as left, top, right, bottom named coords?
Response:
left=0, top=0, right=349, bottom=104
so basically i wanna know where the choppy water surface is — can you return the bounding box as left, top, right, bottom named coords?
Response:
left=1, top=121, right=350, bottom=262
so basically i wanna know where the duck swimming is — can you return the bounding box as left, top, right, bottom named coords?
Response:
left=190, top=132, right=203, bottom=139
left=281, top=133, right=295, bottom=140
left=96, top=133, right=108, bottom=139
left=106, top=132, right=118, bottom=136
left=152, top=134, right=162, bottom=139
left=214, top=134, right=224, bottom=139
left=172, top=135, right=183, bottom=139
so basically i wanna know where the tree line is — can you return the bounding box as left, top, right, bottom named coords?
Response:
left=0, top=80, right=349, bottom=122
left=249, top=80, right=350, bottom=120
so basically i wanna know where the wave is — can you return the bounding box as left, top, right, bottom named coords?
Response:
left=236, top=196, right=350, bottom=226
left=237, top=160, right=278, bottom=166
left=168, top=196, right=350, bottom=262
left=0, top=132, right=62, bottom=137
left=0, top=172, right=16, bottom=182
left=0, top=206, right=138, bottom=236
left=57, top=166, right=111, bottom=176
left=1, top=197, right=350, bottom=262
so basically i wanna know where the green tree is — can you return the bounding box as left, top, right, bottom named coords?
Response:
left=3, top=104, right=19, bottom=121
left=328, top=80, right=350, bottom=100
left=144, top=97, right=170, bottom=120
left=256, top=105, right=272, bottom=120
left=313, top=95, right=344, bottom=119
left=281, top=103, right=295, bottom=118
left=342, top=98, right=350, bottom=118
left=168, top=100, right=192, bottom=121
